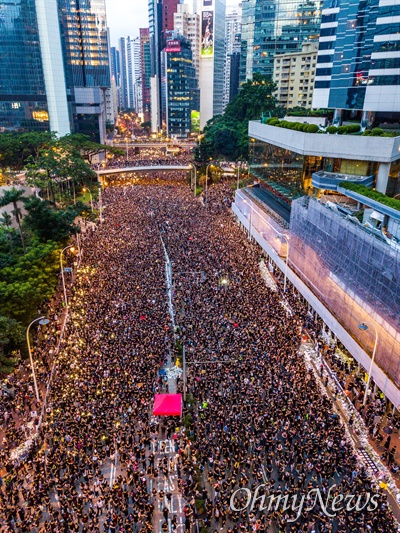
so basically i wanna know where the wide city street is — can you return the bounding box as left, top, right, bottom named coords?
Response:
left=0, top=173, right=397, bottom=533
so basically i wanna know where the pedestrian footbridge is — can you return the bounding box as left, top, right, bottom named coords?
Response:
left=97, top=165, right=193, bottom=176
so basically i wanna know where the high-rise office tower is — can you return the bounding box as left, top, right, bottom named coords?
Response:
left=119, top=37, right=129, bottom=109
left=240, top=0, right=322, bottom=84
left=229, top=51, right=241, bottom=102
left=58, top=0, right=111, bottom=142
left=110, top=47, right=121, bottom=87
left=0, top=0, right=70, bottom=135
left=127, top=37, right=136, bottom=109
left=140, top=29, right=152, bottom=121
left=105, top=28, right=117, bottom=125
left=312, top=0, right=400, bottom=126
left=148, top=0, right=182, bottom=131
left=119, top=36, right=139, bottom=111
left=224, top=5, right=242, bottom=109
left=110, top=46, right=121, bottom=112
left=174, top=3, right=201, bottom=81
left=161, top=35, right=199, bottom=137
left=199, top=0, right=226, bottom=128
left=0, top=0, right=111, bottom=140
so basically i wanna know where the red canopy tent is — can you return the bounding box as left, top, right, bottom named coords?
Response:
left=152, top=394, right=182, bottom=417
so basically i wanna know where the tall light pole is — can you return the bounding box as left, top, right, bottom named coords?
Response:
left=189, top=163, right=197, bottom=197
left=276, top=234, right=290, bottom=293
left=60, top=245, right=76, bottom=312
left=358, top=321, right=379, bottom=406
left=96, top=166, right=104, bottom=223
left=82, top=188, right=94, bottom=213
left=205, top=162, right=212, bottom=207
left=26, top=316, right=49, bottom=403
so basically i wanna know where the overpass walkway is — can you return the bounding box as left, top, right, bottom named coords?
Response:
left=97, top=165, right=193, bottom=176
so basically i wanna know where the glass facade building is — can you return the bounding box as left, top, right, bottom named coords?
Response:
left=0, top=0, right=49, bottom=131
left=313, top=0, right=400, bottom=115
left=250, top=136, right=387, bottom=201
left=59, top=0, right=110, bottom=88
left=58, top=0, right=110, bottom=142
left=240, top=0, right=322, bottom=83
left=251, top=139, right=321, bottom=199
left=162, top=36, right=199, bottom=137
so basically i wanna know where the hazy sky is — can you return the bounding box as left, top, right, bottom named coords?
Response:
left=106, top=0, right=240, bottom=47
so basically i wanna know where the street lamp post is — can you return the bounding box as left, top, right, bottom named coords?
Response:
left=189, top=163, right=197, bottom=197
left=277, top=234, right=290, bottom=293
left=26, top=316, right=49, bottom=403
left=60, top=245, right=76, bottom=311
left=82, top=188, right=94, bottom=213
left=205, top=163, right=212, bottom=207
left=358, top=321, right=379, bottom=406
left=96, top=167, right=104, bottom=223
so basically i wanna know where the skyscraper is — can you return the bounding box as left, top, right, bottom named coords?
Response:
left=119, top=37, right=129, bottom=109
left=140, top=28, right=152, bottom=121
left=312, top=0, right=400, bottom=126
left=58, top=0, right=111, bottom=142
left=0, top=0, right=70, bottom=135
left=161, top=35, right=199, bottom=137
left=240, top=0, right=322, bottom=84
left=199, top=0, right=226, bottom=128
left=148, top=0, right=182, bottom=131
left=174, top=3, right=201, bottom=81
left=224, top=5, right=242, bottom=109
left=110, top=47, right=121, bottom=87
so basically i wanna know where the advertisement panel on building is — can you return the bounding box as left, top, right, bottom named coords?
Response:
left=201, top=10, right=214, bottom=57
left=191, top=110, right=200, bottom=132
left=166, top=40, right=182, bottom=53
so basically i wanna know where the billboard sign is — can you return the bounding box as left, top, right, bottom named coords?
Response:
left=166, top=40, right=181, bottom=53
left=201, top=10, right=214, bottom=57
left=203, top=0, right=213, bottom=5
left=191, top=110, right=200, bottom=133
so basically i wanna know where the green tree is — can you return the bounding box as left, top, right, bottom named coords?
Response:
left=0, top=188, right=27, bottom=253
left=0, top=132, right=55, bottom=170
left=23, top=197, right=83, bottom=243
left=25, top=144, right=96, bottom=204
left=59, top=134, right=124, bottom=165
left=0, top=316, right=24, bottom=374
left=0, top=241, right=59, bottom=323
left=0, top=212, right=12, bottom=228
left=195, top=73, right=279, bottom=162
left=225, top=72, right=278, bottom=122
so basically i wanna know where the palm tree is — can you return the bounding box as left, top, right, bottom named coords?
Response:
left=0, top=188, right=26, bottom=253
left=0, top=212, right=12, bottom=228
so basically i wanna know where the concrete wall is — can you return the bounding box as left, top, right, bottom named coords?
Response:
left=249, top=121, right=400, bottom=164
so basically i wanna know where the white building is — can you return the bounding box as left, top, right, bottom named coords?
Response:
left=223, top=4, right=241, bottom=109
left=174, top=3, right=201, bottom=81
left=273, top=42, right=318, bottom=109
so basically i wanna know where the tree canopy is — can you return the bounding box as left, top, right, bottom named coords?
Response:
left=195, top=73, right=281, bottom=162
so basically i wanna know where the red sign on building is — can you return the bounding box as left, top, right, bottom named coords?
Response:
left=166, top=40, right=181, bottom=53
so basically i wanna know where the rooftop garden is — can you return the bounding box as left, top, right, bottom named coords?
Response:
left=338, top=182, right=400, bottom=212
left=264, top=118, right=400, bottom=137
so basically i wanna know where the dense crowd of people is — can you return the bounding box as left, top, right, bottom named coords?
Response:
left=0, top=173, right=398, bottom=532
